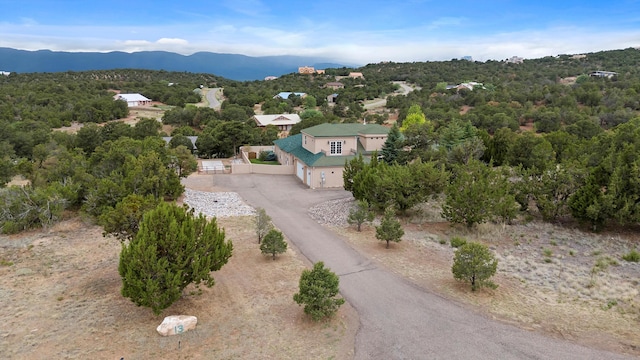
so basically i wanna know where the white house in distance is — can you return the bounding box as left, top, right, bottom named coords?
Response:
left=253, top=114, right=302, bottom=132
left=114, top=93, right=152, bottom=107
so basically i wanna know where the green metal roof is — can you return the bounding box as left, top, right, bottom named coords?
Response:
left=273, top=133, right=302, bottom=152
left=301, top=123, right=389, bottom=137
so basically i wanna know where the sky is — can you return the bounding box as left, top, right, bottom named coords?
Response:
left=1, top=0, right=640, bottom=65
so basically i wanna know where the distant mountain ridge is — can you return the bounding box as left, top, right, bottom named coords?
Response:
left=0, top=48, right=350, bottom=81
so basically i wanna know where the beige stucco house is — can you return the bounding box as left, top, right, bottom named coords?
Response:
left=273, top=123, right=389, bottom=189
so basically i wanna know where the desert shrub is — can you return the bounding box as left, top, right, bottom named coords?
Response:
left=622, top=249, right=640, bottom=262
left=450, top=236, right=467, bottom=248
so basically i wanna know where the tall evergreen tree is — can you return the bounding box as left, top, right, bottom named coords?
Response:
left=381, top=123, right=403, bottom=164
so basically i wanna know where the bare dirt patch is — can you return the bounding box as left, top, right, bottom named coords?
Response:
left=0, top=216, right=357, bottom=359
left=54, top=106, right=166, bottom=134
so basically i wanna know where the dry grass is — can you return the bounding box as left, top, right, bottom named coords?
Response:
left=333, top=214, right=640, bottom=356
left=0, top=216, right=357, bottom=359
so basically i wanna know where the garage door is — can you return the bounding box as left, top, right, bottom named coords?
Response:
left=296, top=162, right=304, bottom=181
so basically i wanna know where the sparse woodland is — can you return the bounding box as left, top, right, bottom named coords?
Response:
left=1, top=48, right=640, bottom=236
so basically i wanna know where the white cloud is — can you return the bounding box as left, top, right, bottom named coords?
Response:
left=157, top=38, right=189, bottom=45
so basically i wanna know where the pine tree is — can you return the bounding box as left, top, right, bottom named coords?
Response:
left=381, top=123, right=402, bottom=164
left=293, top=262, right=345, bottom=321
left=347, top=199, right=375, bottom=231
left=119, top=202, right=233, bottom=315
left=260, top=229, right=288, bottom=260
left=375, top=207, right=404, bottom=248
left=452, top=242, right=498, bottom=291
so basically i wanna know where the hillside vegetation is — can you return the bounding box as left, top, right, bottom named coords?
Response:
left=1, top=48, right=640, bottom=233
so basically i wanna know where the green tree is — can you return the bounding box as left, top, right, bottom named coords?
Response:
left=380, top=123, right=402, bottom=164
left=194, top=133, right=217, bottom=159
left=442, top=160, right=507, bottom=228
left=452, top=242, right=498, bottom=291
left=260, top=229, right=288, bottom=260
left=293, top=262, right=345, bottom=321
left=347, top=199, right=375, bottom=231
left=530, top=163, right=585, bottom=221
left=255, top=207, right=274, bottom=244
left=507, top=131, right=555, bottom=174
left=375, top=207, right=404, bottom=248
left=98, top=194, right=158, bottom=241
left=168, top=134, right=194, bottom=153
left=168, top=145, right=198, bottom=178
left=119, top=202, right=233, bottom=315
left=133, top=118, right=162, bottom=140
left=343, top=153, right=366, bottom=193
left=400, top=104, right=427, bottom=132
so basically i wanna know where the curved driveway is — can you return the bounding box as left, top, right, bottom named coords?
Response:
left=199, top=174, right=633, bottom=360
left=205, top=87, right=223, bottom=109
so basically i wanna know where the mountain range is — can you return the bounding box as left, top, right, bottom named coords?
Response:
left=0, top=48, right=350, bottom=81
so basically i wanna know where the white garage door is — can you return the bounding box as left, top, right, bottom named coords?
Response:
left=296, top=162, right=304, bottom=180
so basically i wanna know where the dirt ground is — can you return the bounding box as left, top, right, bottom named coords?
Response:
left=0, top=214, right=357, bottom=359
left=54, top=106, right=166, bottom=134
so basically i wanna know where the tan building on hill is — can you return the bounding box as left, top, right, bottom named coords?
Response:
left=298, top=66, right=316, bottom=74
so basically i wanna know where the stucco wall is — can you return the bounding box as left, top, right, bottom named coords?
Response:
left=304, top=136, right=358, bottom=156
left=308, top=166, right=344, bottom=189
left=360, top=134, right=388, bottom=151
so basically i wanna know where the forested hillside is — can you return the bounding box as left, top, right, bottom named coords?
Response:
left=1, top=48, right=639, bottom=233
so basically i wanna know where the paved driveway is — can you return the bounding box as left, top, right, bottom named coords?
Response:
left=190, top=173, right=634, bottom=360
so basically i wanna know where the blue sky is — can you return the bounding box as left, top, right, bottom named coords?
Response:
left=1, top=0, right=639, bottom=65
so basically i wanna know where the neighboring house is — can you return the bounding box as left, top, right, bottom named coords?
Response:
left=298, top=66, right=315, bottom=74
left=327, top=93, right=339, bottom=104
left=324, top=82, right=344, bottom=90
left=349, top=72, right=364, bottom=79
left=589, top=71, right=617, bottom=78
left=253, top=114, right=302, bottom=131
left=264, top=76, right=278, bottom=81
left=273, top=123, right=389, bottom=189
left=0, top=71, right=10, bottom=76
left=114, top=93, right=152, bottom=107
left=274, top=92, right=307, bottom=100
left=446, top=82, right=484, bottom=91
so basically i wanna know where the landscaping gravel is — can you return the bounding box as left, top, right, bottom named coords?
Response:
left=183, top=188, right=255, bottom=218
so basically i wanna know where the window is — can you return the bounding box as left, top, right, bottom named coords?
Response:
left=330, top=141, right=342, bottom=155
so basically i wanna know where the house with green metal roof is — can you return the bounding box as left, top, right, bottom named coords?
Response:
left=273, top=123, right=389, bottom=189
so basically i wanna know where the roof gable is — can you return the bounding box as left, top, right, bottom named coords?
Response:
left=254, top=114, right=302, bottom=126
